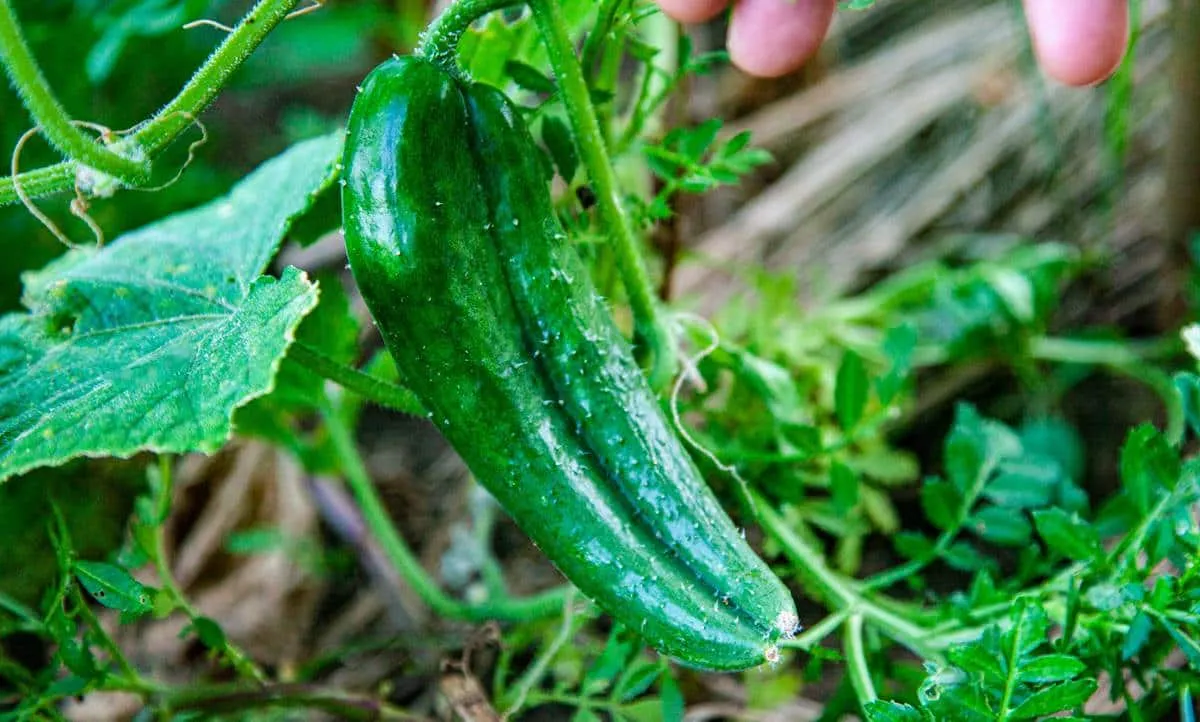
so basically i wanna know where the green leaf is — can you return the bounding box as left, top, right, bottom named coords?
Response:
left=1083, top=582, right=1126, bottom=612
left=920, top=478, right=960, bottom=530
left=266, top=272, right=359, bottom=408
left=1122, top=610, right=1153, bottom=660
left=58, top=639, right=97, bottom=679
left=1008, top=678, right=1097, bottom=718
left=848, top=447, right=920, bottom=485
left=835, top=350, right=869, bottom=430
left=583, top=626, right=639, bottom=695
left=659, top=674, right=684, bottom=722
left=186, top=615, right=228, bottom=649
left=1019, top=417, right=1084, bottom=482
left=678, top=119, right=721, bottom=159
left=864, top=701, right=924, bottom=722
left=985, top=457, right=1061, bottom=509
left=0, top=461, right=142, bottom=607
left=745, top=667, right=802, bottom=709
left=943, top=405, right=1022, bottom=494
left=45, top=673, right=90, bottom=699
left=505, top=60, right=556, bottom=94
left=942, top=540, right=992, bottom=572
left=875, top=323, right=917, bottom=405
left=85, top=0, right=193, bottom=83
left=1175, top=372, right=1200, bottom=437
left=947, top=643, right=1004, bottom=684
left=235, top=270, right=360, bottom=451
left=923, top=676, right=993, bottom=722
left=615, top=660, right=660, bottom=701
left=1032, top=509, right=1102, bottom=562
left=73, top=560, right=154, bottom=615
left=829, top=461, right=860, bottom=514
left=541, top=116, right=578, bottom=183
left=459, top=12, right=524, bottom=86
left=1119, top=423, right=1180, bottom=514
left=1007, top=603, right=1050, bottom=660
left=968, top=505, right=1032, bottom=547
left=0, top=135, right=340, bottom=482
left=893, top=531, right=934, bottom=560
left=1017, top=654, right=1086, bottom=684
left=734, top=350, right=809, bottom=427
left=620, top=699, right=668, bottom=722
left=981, top=266, right=1035, bottom=322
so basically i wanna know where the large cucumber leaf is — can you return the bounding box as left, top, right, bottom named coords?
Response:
left=0, top=133, right=343, bottom=482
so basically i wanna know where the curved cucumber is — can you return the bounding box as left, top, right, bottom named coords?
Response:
left=464, top=83, right=798, bottom=643
left=341, top=56, right=797, bottom=670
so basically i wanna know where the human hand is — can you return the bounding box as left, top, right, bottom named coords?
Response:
left=655, top=0, right=1129, bottom=86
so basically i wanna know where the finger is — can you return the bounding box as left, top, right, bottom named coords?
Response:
left=727, top=0, right=838, bottom=78
left=656, top=0, right=729, bottom=23
left=1023, top=0, right=1129, bottom=86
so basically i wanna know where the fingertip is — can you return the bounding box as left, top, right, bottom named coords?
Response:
left=656, top=0, right=729, bottom=24
left=1023, top=0, right=1129, bottom=86
left=728, top=0, right=836, bottom=78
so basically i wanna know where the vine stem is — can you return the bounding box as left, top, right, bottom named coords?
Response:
left=131, top=0, right=301, bottom=156
left=318, top=398, right=570, bottom=623
left=754, top=496, right=938, bottom=660
left=843, top=614, right=877, bottom=707
left=153, top=456, right=267, bottom=683
left=527, top=0, right=677, bottom=389
left=0, top=0, right=303, bottom=206
left=500, top=587, right=579, bottom=717
left=0, top=0, right=149, bottom=183
left=156, top=682, right=422, bottom=720
left=290, top=342, right=425, bottom=416
left=416, top=0, right=525, bottom=74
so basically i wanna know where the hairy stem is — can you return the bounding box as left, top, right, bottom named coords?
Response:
left=416, top=0, right=526, bottom=74
left=0, top=0, right=303, bottom=206
left=133, top=0, right=302, bottom=156
left=0, top=0, right=149, bottom=183
left=528, top=0, right=677, bottom=389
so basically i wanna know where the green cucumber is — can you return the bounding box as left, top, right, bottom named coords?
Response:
left=341, top=56, right=797, bottom=670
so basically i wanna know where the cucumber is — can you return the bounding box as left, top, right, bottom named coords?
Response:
left=341, top=56, right=797, bottom=670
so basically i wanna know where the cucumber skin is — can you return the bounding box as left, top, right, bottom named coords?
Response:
left=463, top=84, right=797, bottom=638
left=341, top=56, right=795, bottom=670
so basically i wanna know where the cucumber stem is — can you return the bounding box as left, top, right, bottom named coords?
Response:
left=416, top=0, right=526, bottom=75
left=319, top=399, right=571, bottom=623
left=528, top=0, right=678, bottom=389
